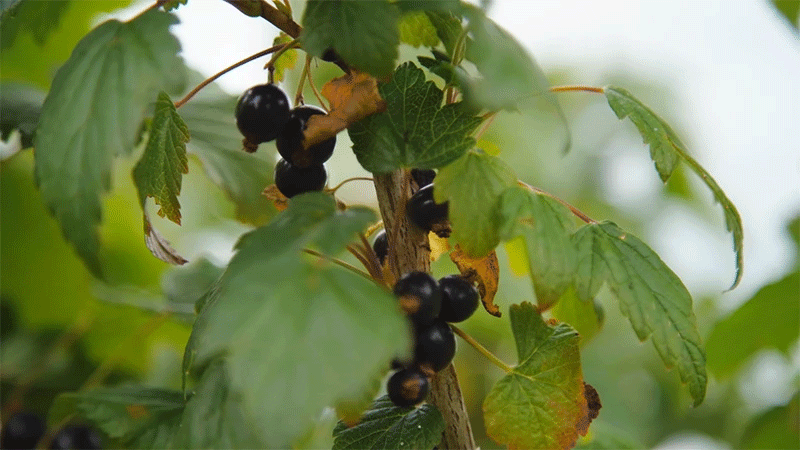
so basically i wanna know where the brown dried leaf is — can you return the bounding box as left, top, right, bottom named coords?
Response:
left=143, top=214, right=187, bottom=265
left=262, top=184, right=289, bottom=211
left=450, top=245, right=501, bottom=317
left=303, top=72, right=387, bottom=149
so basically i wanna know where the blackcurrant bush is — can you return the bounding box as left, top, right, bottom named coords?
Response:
left=406, top=184, right=448, bottom=232
left=393, top=271, right=441, bottom=327
left=372, top=229, right=388, bottom=265
left=49, top=426, right=102, bottom=450
left=411, top=168, right=436, bottom=190
left=235, top=84, right=291, bottom=145
left=1, top=411, right=45, bottom=450
left=274, top=158, right=327, bottom=198
left=276, top=105, right=336, bottom=168
left=438, top=275, right=480, bottom=323
left=414, top=319, right=456, bottom=373
left=387, top=368, right=430, bottom=407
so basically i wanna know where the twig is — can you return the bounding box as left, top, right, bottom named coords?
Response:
left=294, top=55, right=311, bottom=105
left=306, top=59, right=330, bottom=112
left=303, top=248, right=374, bottom=281
left=450, top=324, right=514, bottom=373
left=550, top=85, right=605, bottom=94
left=224, top=0, right=302, bottom=38
left=474, top=111, right=498, bottom=140
left=518, top=181, right=597, bottom=224
left=174, top=44, right=286, bottom=108
left=328, top=177, right=374, bottom=194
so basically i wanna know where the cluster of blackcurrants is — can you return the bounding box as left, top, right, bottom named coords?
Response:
left=384, top=271, right=480, bottom=408
left=235, top=84, right=336, bottom=198
left=1, top=411, right=101, bottom=449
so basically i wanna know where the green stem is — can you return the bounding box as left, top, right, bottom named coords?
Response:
left=549, top=85, right=605, bottom=94
left=450, top=324, right=514, bottom=373
left=302, top=248, right=375, bottom=282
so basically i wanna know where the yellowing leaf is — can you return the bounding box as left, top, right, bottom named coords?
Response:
left=504, top=237, right=529, bottom=276
left=398, top=11, right=439, bottom=48
left=450, top=245, right=501, bottom=317
left=271, top=32, right=298, bottom=82
left=483, top=303, right=597, bottom=450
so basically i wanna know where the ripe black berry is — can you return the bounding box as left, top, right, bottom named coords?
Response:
left=438, top=275, right=480, bottom=323
left=49, top=426, right=102, bottom=450
left=387, top=368, right=430, bottom=407
left=393, top=271, right=441, bottom=328
left=372, top=230, right=388, bottom=265
left=414, top=319, right=456, bottom=373
left=1, top=411, right=46, bottom=450
left=406, top=184, right=448, bottom=232
left=274, top=158, right=327, bottom=198
left=276, top=105, right=336, bottom=168
left=235, top=84, right=291, bottom=145
left=411, top=168, right=436, bottom=190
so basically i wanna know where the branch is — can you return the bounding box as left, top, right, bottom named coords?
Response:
left=224, top=0, right=302, bottom=38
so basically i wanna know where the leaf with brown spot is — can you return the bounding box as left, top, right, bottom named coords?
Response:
left=577, top=382, right=602, bottom=436
left=450, top=245, right=501, bottom=317
left=143, top=213, right=187, bottom=265
left=263, top=184, right=289, bottom=211
left=302, top=71, right=386, bottom=150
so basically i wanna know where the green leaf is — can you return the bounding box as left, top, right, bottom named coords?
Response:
left=551, top=288, right=603, bottom=344
left=33, top=10, right=186, bottom=275
left=604, top=86, right=743, bottom=289
left=185, top=193, right=411, bottom=447
left=49, top=386, right=184, bottom=449
left=706, top=272, right=800, bottom=377
left=349, top=62, right=481, bottom=173
left=1, top=0, right=70, bottom=49
left=483, top=302, right=588, bottom=450
left=424, top=11, right=462, bottom=56
left=771, top=0, right=800, bottom=29
left=133, top=92, right=189, bottom=224
left=434, top=150, right=515, bottom=256
left=498, top=185, right=577, bottom=308
left=398, top=10, right=439, bottom=48
left=162, top=0, right=188, bottom=12
left=740, top=392, right=800, bottom=449
left=301, top=0, right=400, bottom=77
left=179, top=80, right=275, bottom=225
left=573, top=221, right=707, bottom=405
left=574, top=420, right=643, bottom=449
left=332, top=396, right=445, bottom=450
left=462, top=6, right=555, bottom=112
left=161, top=257, right=224, bottom=311
left=172, top=359, right=266, bottom=449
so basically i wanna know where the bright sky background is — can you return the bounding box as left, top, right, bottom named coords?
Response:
left=163, top=0, right=799, bottom=312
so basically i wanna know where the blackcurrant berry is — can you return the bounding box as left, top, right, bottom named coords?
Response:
left=438, top=275, right=480, bottom=323
left=49, top=426, right=102, bottom=450
left=411, top=168, right=436, bottom=190
left=276, top=105, right=336, bottom=168
left=393, top=271, right=441, bottom=327
left=406, top=184, right=448, bottom=232
left=274, top=158, right=327, bottom=198
left=387, top=368, right=430, bottom=407
left=1, top=411, right=45, bottom=450
left=372, top=229, right=388, bottom=265
left=414, top=319, right=456, bottom=373
left=235, top=84, right=291, bottom=145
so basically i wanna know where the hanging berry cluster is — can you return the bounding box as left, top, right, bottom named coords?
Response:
left=235, top=83, right=336, bottom=198
left=386, top=271, right=480, bottom=408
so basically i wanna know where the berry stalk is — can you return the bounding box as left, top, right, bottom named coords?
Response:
left=373, top=170, right=476, bottom=450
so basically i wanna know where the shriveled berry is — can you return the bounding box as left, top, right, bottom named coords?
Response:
left=235, top=84, right=291, bottom=145
left=438, top=275, right=480, bottom=323
left=49, top=426, right=102, bottom=450
left=276, top=105, right=336, bottom=168
left=411, top=168, right=436, bottom=190
left=274, top=158, right=327, bottom=198
left=414, top=320, right=456, bottom=373
left=393, top=272, right=441, bottom=327
left=372, top=230, right=388, bottom=265
left=387, top=368, right=430, bottom=407
left=1, top=411, right=45, bottom=450
left=406, top=184, right=448, bottom=232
